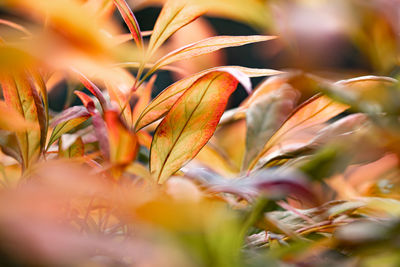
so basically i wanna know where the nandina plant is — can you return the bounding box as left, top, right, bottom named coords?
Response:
left=0, top=0, right=399, bottom=266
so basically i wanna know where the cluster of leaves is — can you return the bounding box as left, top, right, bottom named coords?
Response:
left=0, top=0, right=399, bottom=266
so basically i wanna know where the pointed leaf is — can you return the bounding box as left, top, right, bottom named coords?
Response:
left=260, top=113, right=368, bottom=167
left=247, top=95, right=349, bottom=171
left=105, top=110, right=139, bottom=177
left=92, top=112, right=110, bottom=160
left=135, top=66, right=281, bottom=130
left=103, top=68, right=135, bottom=124
left=154, top=35, right=276, bottom=69
left=29, top=69, right=49, bottom=143
left=185, top=168, right=317, bottom=204
left=150, top=71, right=241, bottom=183
left=71, top=68, right=108, bottom=111
left=47, top=106, right=91, bottom=149
left=242, top=87, right=298, bottom=170
left=74, top=91, right=96, bottom=113
left=147, top=0, right=207, bottom=57
left=74, top=91, right=110, bottom=159
left=113, top=0, right=143, bottom=48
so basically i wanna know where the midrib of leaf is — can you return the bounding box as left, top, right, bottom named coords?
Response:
left=156, top=74, right=220, bottom=181
left=248, top=98, right=337, bottom=171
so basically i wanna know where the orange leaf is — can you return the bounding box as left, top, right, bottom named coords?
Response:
left=135, top=66, right=281, bottom=131
left=105, top=110, right=139, bottom=174
left=74, top=91, right=96, bottom=114
left=131, top=74, right=156, bottom=126
left=247, top=95, right=349, bottom=171
left=194, top=144, right=239, bottom=177
left=0, top=71, right=45, bottom=169
left=0, top=101, right=39, bottom=132
left=150, top=71, right=241, bottom=183
left=71, top=68, right=108, bottom=112
left=104, top=67, right=135, bottom=124
left=154, top=35, right=276, bottom=69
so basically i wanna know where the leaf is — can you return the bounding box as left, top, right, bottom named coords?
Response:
left=150, top=71, right=241, bottom=183
left=242, top=87, right=298, bottom=170
left=185, top=168, right=317, bottom=204
left=135, top=66, right=281, bottom=130
left=153, top=35, right=276, bottom=69
left=240, top=74, right=293, bottom=110
left=27, top=69, right=49, bottom=153
left=7, top=0, right=112, bottom=55
left=59, top=136, right=85, bottom=158
left=260, top=113, right=368, bottom=167
left=47, top=106, right=91, bottom=149
left=105, top=110, right=139, bottom=177
left=74, top=91, right=96, bottom=113
left=103, top=67, right=135, bottom=124
left=131, top=74, right=156, bottom=126
left=0, top=130, right=23, bottom=164
left=147, top=0, right=207, bottom=57
left=193, top=143, right=239, bottom=177
left=0, top=101, right=39, bottom=132
left=71, top=68, right=108, bottom=112
left=0, top=71, right=44, bottom=169
left=247, top=95, right=349, bottom=171
left=75, top=91, right=110, bottom=160
left=92, top=112, right=110, bottom=160
left=335, top=75, right=397, bottom=86
left=113, top=0, right=143, bottom=48
left=308, top=114, right=368, bottom=147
